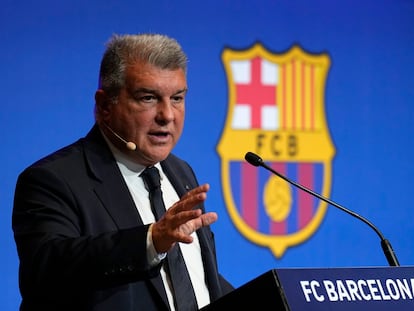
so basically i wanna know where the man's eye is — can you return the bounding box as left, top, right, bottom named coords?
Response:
left=140, top=95, right=157, bottom=103
left=171, top=96, right=184, bottom=104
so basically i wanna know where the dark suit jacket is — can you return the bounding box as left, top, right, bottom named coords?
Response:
left=13, top=124, right=233, bottom=311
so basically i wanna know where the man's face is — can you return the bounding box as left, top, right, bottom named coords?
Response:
left=101, top=61, right=187, bottom=166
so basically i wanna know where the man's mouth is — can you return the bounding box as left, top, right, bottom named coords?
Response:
left=148, top=131, right=171, bottom=142
left=150, top=131, right=169, bottom=137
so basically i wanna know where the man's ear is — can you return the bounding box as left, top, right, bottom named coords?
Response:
left=95, top=89, right=112, bottom=121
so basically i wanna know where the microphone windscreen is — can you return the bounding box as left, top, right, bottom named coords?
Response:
left=126, top=142, right=137, bottom=151
left=244, top=152, right=263, bottom=166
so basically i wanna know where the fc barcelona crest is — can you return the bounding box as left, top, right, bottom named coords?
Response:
left=217, top=43, right=335, bottom=258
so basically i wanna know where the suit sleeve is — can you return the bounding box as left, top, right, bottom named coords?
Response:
left=12, top=165, right=160, bottom=299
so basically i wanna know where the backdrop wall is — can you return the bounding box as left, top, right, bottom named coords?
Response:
left=2, top=1, right=413, bottom=309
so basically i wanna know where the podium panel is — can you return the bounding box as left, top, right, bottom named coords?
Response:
left=201, top=269, right=289, bottom=310
left=202, top=266, right=414, bottom=310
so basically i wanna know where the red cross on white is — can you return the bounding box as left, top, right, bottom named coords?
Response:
left=231, top=57, right=279, bottom=130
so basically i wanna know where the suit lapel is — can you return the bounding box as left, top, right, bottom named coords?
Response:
left=83, top=126, right=143, bottom=229
left=160, top=156, right=190, bottom=198
left=83, top=126, right=171, bottom=308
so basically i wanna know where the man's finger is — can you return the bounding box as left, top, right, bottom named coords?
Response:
left=200, top=212, right=218, bottom=226
left=181, top=183, right=210, bottom=199
left=170, top=193, right=207, bottom=214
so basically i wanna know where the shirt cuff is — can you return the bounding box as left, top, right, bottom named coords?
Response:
left=147, top=223, right=167, bottom=266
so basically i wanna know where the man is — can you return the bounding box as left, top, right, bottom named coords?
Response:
left=13, top=33, right=233, bottom=310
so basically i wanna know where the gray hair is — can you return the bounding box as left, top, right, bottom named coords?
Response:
left=98, top=33, right=188, bottom=98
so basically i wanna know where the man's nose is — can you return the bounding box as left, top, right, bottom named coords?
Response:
left=156, top=100, right=175, bottom=123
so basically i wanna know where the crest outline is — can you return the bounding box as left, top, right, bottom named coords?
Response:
left=217, top=43, right=335, bottom=258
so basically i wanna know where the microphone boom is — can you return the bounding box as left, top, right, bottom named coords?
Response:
left=103, top=123, right=137, bottom=151
left=244, top=151, right=400, bottom=267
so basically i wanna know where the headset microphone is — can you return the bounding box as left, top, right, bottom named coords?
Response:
left=103, top=123, right=137, bottom=151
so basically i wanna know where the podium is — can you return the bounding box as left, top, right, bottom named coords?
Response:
left=201, top=266, right=414, bottom=310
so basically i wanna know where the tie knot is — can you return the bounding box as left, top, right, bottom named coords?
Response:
left=141, top=166, right=161, bottom=192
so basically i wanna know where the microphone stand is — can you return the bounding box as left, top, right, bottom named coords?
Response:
left=245, top=152, right=400, bottom=267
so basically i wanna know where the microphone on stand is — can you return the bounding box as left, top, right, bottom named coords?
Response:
left=244, top=151, right=400, bottom=267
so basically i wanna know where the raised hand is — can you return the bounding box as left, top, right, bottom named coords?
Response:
left=151, top=183, right=218, bottom=253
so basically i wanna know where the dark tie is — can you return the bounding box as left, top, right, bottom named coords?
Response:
left=141, top=166, right=198, bottom=311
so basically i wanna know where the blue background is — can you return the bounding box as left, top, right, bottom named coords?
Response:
left=1, top=0, right=413, bottom=309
